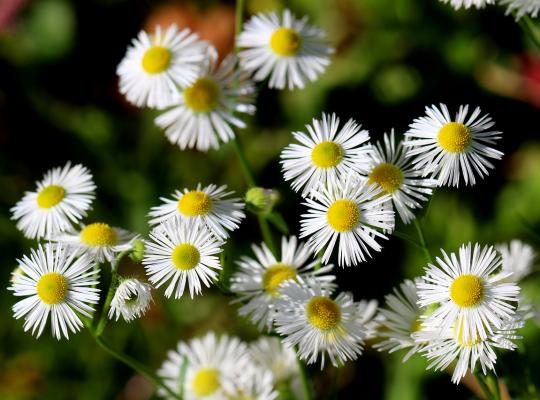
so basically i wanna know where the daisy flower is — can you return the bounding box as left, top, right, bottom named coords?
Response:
left=11, top=162, right=95, bottom=239
left=439, top=0, right=494, bottom=9
left=9, top=243, right=99, bottom=340
left=501, top=0, right=540, bottom=19
left=404, top=104, right=503, bottom=187
left=51, top=223, right=137, bottom=263
left=300, top=177, right=394, bottom=267
left=148, top=183, right=245, bottom=239
left=157, top=332, right=252, bottom=400
left=359, top=130, right=436, bottom=224
left=143, top=218, right=222, bottom=299
left=155, top=48, right=256, bottom=152
left=496, top=240, right=536, bottom=282
left=108, top=278, right=153, bottom=322
left=117, top=24, right=208, bottom=109
left=374, top=279, right=429, bottom=361
left=237, top=9, right=333, bottom=90
left=274, top=279, right=366, bottom=368
left=230, top=235, right=335, bottom=330
left=422, top=317, right=524, bottom=384
left=226, top=367, right=278, bottom=400
left=417, top=243, right=520, bottom=344
left=356, top=299, right=380, bottom=340
left=280, top=113, right=372, bottom=198
left=249, top=337, right=299, bottom=385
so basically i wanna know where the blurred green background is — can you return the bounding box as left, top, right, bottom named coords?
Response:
left=1, top=0, right=540, bottom=399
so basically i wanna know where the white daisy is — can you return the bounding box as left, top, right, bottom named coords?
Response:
left=496, top=240, right=536, bottom=282
left=148, top=183, right=245, bottom=239
left=280, top=113, right=372, bottom=198
left=374, top=279, right=429, bottom=361
left=117, top=24, right=208, bottom=109
left=230, top=235, right=335, bottom=331
left=157, top=332, right=252, bottom=400
left=51, top=223, right=137, bottom=263
left=404, top=104, right=503, bottom=187
left=226, top=366, right=278, bottom=400
left=9, top=243, right=99, bottom=340
left=501, top=0, right=540, bottom=19
left=143, top=218, right=222, bottom=299
left=359, top=130, right=436, bottom=224
left=417, top=243, right=520, bottom=344
left=439, top=0, right=494, bottom=9
left=249, top=337, right=299, bottom=385
left=237, top=8, right=333, bottom=90
left=422, top=317, right=524, bottom=384
left=108, top=278, right=153, bottom=322
left=300, top=177, right=394, bottom=267
left=155, top=48, right=256, bottom=152
left=356, top=299, right=380, bottom=340
left=11, top=162, right=95, bottom=240
left=274, top=279, right=366, bottom=368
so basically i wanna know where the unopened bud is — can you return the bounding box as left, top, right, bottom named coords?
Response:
left=245, top=187, right=280, bottom=213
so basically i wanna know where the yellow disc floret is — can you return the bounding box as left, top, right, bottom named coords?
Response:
left=36, top=185, right=65, bottom=208
left=437, top=122, right=472, bottom=153
left=306, top=296, right=341, bottom=330
left=262, top=263, right=297, bottom=296
left=311, top=141, right=344, bottom=168
left=172, top=243, right=200, bottom=270
left=368, top=163, right=403, bottom=194
left=184, top=78, right=221, bottom=113
left=178, top=191, right=213, bottom=216
left=327, top=199, right=360, bottom=232
left=80, top=223, right=118, bottom=247
left=37, top=272, right=69, bottom=305
left=449, top=274, right=484, bottom=308
left=269, top=27, right=302, bottom=56
left=142, top=46, right=171, bottom=74
left=192, top=368, right=220, bottom=397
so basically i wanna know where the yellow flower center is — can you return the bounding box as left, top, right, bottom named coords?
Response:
left=184, top=78, right=221, bottom=113
left=178, top=191, right=213, bottom=216
left=171, top=243, right=200, bottom=270
left=437, top=122, right=472, bottom=153
left=192, top=368, right=220, bottom=397
left=262, top=263, right=297, bottom=296
left=327, top=199, right=360, bottom=232
left=306, top=296, right=341, bottom=330
left=269, top=27, right=302, bottom=56
left=36, top=185, right=65, bottom=208
left=449, top=274, right=484, bottom=308
left=368, top=163, right=403, bottom=194
left=37, top=272, right=69, bottom=305
left=311, top=141, right=344, bottom=168
left=142, top=46, right=171, bottom=74
left=80, top=223, right=118, bottom=247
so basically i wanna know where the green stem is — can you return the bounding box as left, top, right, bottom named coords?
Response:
left=296, top=356, right=314, bottom=400
left=232, top=137, right=256, bottom=187
left=518, top=15, right=540, bottom=49
left=474, top=372, right=494, bottom=400
left=488, top=374, right=501, bottom=400
left=393, top=230, right=422, bottom=249
left=258, top=215, right=277, bottom=255
left=413, top=218, right=434, bottom=264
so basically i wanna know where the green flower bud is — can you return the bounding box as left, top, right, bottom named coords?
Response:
left=245, top=187, right=280, bottom=213
left=130, top=239, right=146, bottom=262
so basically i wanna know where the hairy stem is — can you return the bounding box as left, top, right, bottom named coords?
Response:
left=413, top=218, right=434, bottom=264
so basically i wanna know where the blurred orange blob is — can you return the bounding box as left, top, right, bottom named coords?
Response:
left=144, top=2, right=236, bottom=60
left=521, top=54, right=540, bottom=109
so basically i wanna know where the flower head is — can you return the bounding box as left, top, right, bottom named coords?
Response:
left=109, top=278, right=153, bottom=322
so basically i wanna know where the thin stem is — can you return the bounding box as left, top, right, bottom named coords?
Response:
left=258, top=215, right=277, bottom=255
left=474, top=372, right=494, bottom=400
left=296, top=356, right=314, bottom=400
left=518, top=14, right=540, bottom=49
left=232, top=137, right=256, bottom=187
left=488, top=373, right=501, bottom=400
left=393, top=230, right=422, bottom=249
left=235, top=0, right=245, bottom=38
left=413, top=218, right=434, bottom=264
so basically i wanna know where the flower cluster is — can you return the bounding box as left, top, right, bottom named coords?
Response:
left=439, top=0, right=540, bottom=20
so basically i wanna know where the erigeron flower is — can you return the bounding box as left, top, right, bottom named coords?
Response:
left=249, top=337, right=299, bottom=385
left=226, top=366, right=278, bottom=400
left=417, top=243, right=520, bottom=344
left=274, top=279, right=366, bottom=368
left=404, top=104, right=503, bottom=187
left=108, top=278, right=153, bottom=322
left=50, top=223, right=137, bottom=263
left=496, top=239, right=536, bottom=282
left=237, top=9, right=333, bottom=90
left=148, top=183, right=245, bottom=239
left=11, top=162, right=95, bottom=239
left=374, top=279, right=429, bottom=361
left=9, top=243, right=99, bottom=340
left=157, top=333, right=252, bottom=400
left=117, top=24, right=208, bottom=108
left=356, top=299, right=380, bottom=340
left=300, top=177, right=394, bottom=267
left=143, top=219, right=222, bottom=299
left=280, top=113, right=372, bottom=198
left=230, top=236, right=335, bottom=331
left=500, top=0, right=540, bottom=19
left=439, top=0, right=494, bottom=9
left=155, top=48, right=256, bottom=152
left=359, top=130, right=436, bottom=224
